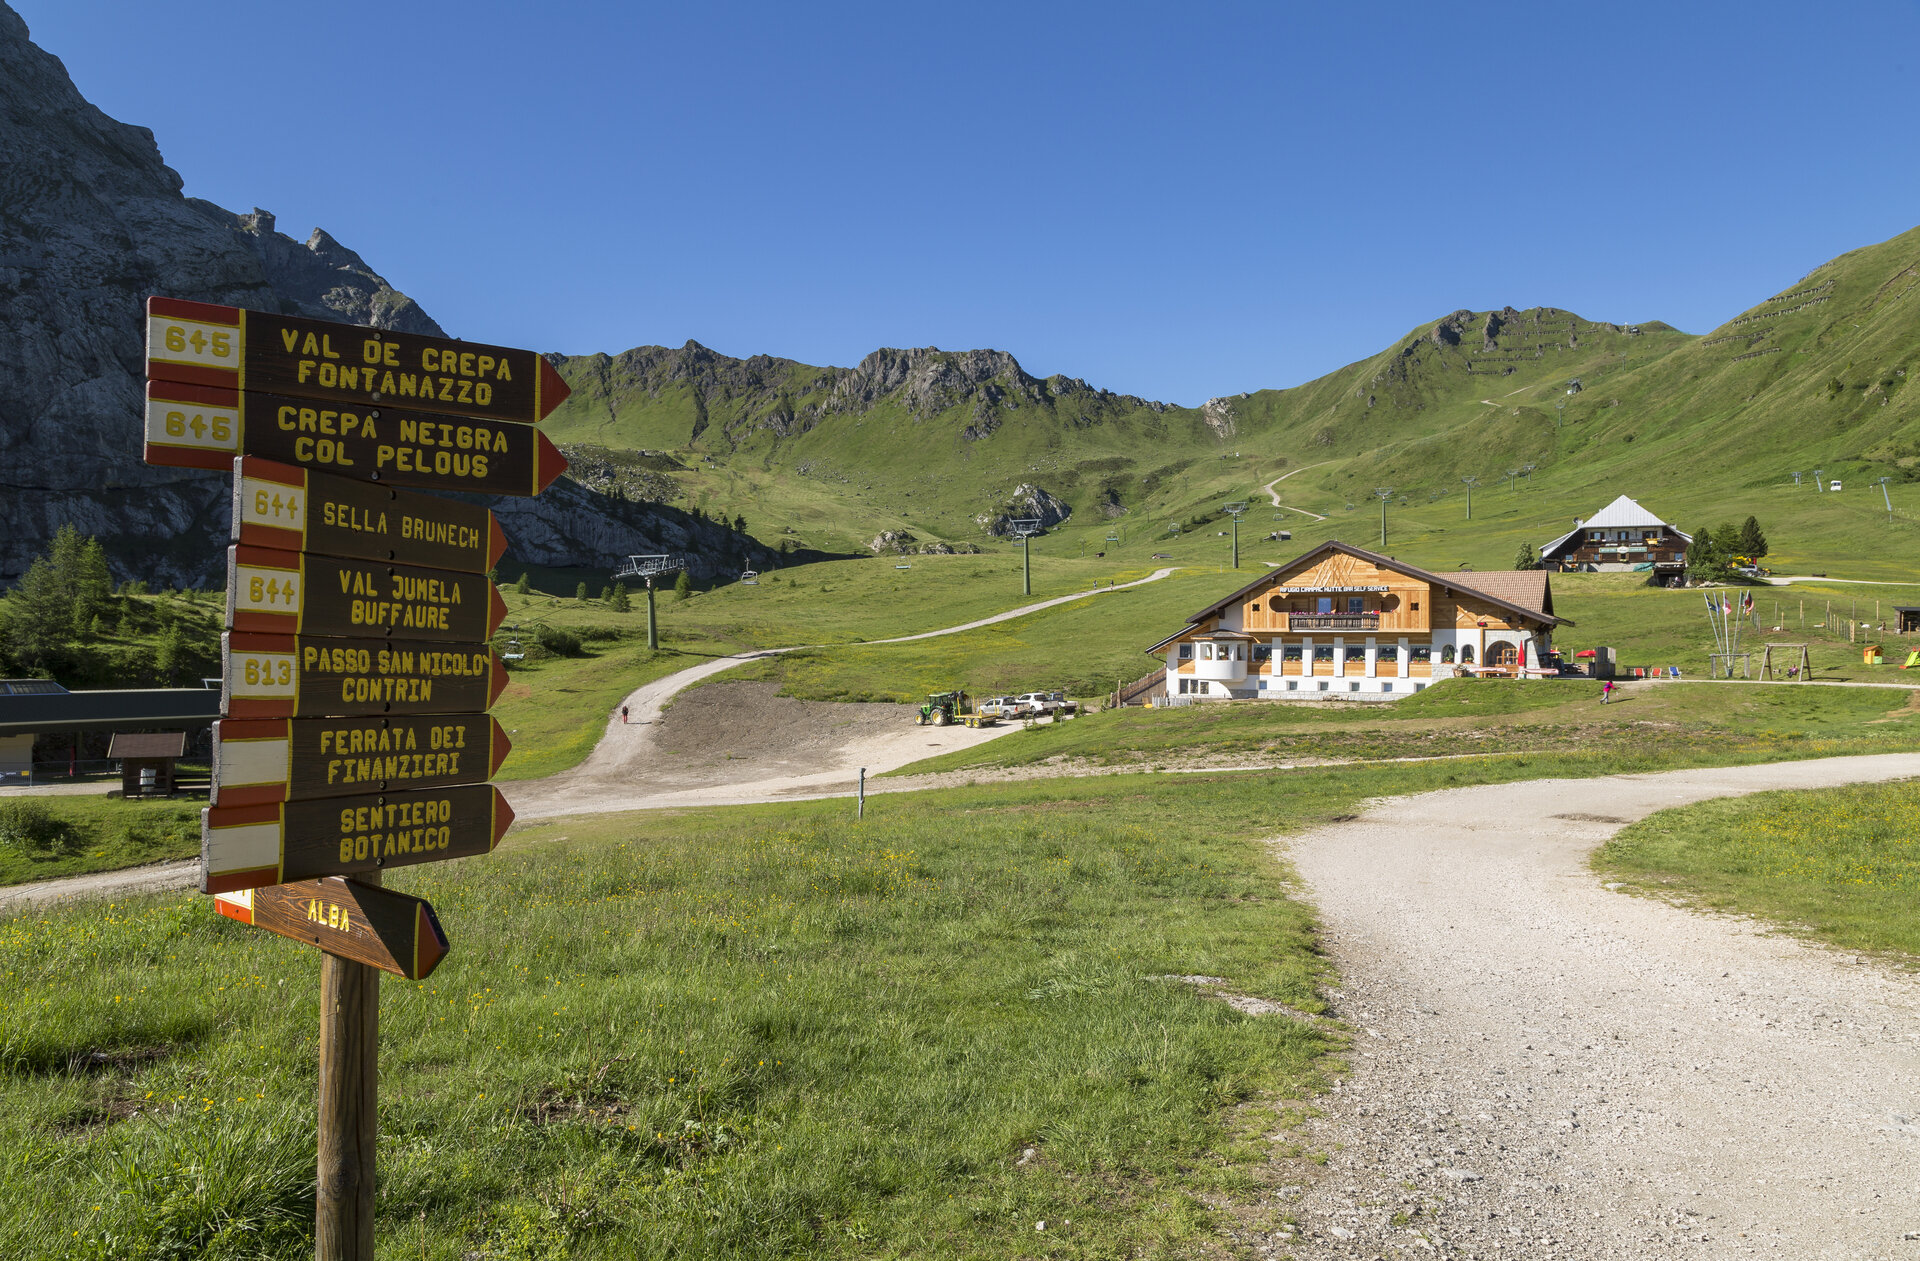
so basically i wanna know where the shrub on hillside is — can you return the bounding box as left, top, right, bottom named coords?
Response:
left=534, top=625, right=584, bottom=657
left=0, top=800, right=79, bottom=854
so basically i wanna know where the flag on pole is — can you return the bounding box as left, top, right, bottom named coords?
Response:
left=1723, top=594, right=1733, bottom=616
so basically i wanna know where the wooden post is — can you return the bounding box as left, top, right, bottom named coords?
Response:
left=317, top=871, right=381, bottom=1260
left=857, top=768, right=866, bottom=820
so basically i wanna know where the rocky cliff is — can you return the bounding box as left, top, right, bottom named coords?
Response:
left=0, top=2, right=775, bottom=586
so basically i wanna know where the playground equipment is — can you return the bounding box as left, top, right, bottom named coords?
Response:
left=916, top=691, right=968, bottom=726
left=1758, top=643, right=1813, bottom=681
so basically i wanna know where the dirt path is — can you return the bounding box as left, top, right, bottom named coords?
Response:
left=1246, top=752, right=1920, bottom=1259
left=502, top=567, right=1177, bottom=819
left=1264, top=464, right=1330, bottom=521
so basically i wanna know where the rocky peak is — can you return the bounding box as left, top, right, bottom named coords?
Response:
left=975, top=483, right=1072, bottom=537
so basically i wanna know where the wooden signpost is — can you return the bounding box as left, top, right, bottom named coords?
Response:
left=211, top=714, right=511, bottom=806
left=142, top=296, right=565, bottom=1258
left=146, top=296, right=571, bottom=424
left=201, top=783, right=514, bottom=893
left=234, top=456, right=508, bottom=572
left=222, top=633, right=508, bottom=719
left=225, top=544, right=508, bottom=641
left=143, top=380, right=570, bottom=496
left=216, top=877, right=450, bottom=980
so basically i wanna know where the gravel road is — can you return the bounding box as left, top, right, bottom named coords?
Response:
left=1242, top=753, right=1920, bottom=1259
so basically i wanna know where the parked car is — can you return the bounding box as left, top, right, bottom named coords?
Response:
left=1044, top=691, right=1078, bottom=715
left=1014, top=692, right=1062, bottom=715
left=976, top=696, right=1019, bottom=717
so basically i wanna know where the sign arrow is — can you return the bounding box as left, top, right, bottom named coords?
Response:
left=216, top=877, right=450, bottom=980
left=202, top=782, right=515, bottom=893
left=225, top=544, right=506, bottom=642
left=234, top=457, right=508, bottom=573
left=146, top=296, right=569, bottom=424
left=143, top=380, right=569, bottom=497
left=212, top=714, right=511, bottom=807
left=222, top=632, right=508, bottom=720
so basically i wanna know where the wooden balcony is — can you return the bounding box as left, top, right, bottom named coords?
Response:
left=1284, top=613, right=1379, bottom=632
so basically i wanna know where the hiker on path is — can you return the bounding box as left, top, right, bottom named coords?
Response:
left=1600, top=680, right=1614, bottom=704
left=621, top=704, right=630, bottom=724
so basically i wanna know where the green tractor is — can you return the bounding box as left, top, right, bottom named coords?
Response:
left=916, top=690, right=967, bottom=726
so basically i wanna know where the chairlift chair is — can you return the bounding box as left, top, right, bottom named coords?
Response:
left=502, top=638, right=525, bottom=662
left=895, top=563, right=912, bottom=569
left=739, top=569, right=759, bottom=586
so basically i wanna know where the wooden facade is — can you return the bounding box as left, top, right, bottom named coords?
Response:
left=1539, top=495, right=1690, bottom=575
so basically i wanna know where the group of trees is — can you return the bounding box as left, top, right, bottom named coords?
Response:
left=0, top=525, right=216, bottom=685
left=1688, top=516, right=1769, bottom=582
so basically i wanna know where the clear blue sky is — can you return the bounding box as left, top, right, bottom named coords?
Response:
left=17, top=1, right=1920, bottom=406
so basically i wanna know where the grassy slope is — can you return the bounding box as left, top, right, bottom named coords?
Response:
left=1593, top=779, right=1920, bottom=957
left=546, top=225, right=1920, bottom=584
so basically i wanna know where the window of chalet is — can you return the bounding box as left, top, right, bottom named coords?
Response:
left=1282, top=645, right=1303, bottom=661
left=1347, top=596, right=1365, bottom=614
left=1440, top=644, right=1456, bottom=663
left=1200, top=643, right=1214, bottom=660
left=1460, top=644, right=1476, bottom=664
left=1253, top=644, right=1272, bottom=662
left=1178, top=644, right=1193, bottom=660
left=1411, top=645, right=1432, bottom=662
left=1313, top=645, right=1334, bottom=661
left=1377, top=643, right=1398, bottom=663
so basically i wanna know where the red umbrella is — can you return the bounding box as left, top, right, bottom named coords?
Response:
left=1574, top=649, right=1596, bottom=658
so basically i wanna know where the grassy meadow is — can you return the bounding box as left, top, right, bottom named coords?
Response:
left=13, top=739, right=1893, bottom=1259
left=1594, top=778, right=1920, bottom=958
left=891, top=678, right=1920, bottom=777
left=4, top=771, right=1347, bottom=1260
left=0, top=796, right=202, bottom=886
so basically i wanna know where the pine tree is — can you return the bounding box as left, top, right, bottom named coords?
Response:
left=673, top=571, right=693, bottom=601
left=732, top=514, right=747, bottom=535
left=76, top=537, right=113, bottom=630
left=575, top=581, right=589, bottom=601
left=1737, top=515, right=1769, bottom=559
left=514, top=572, right=531, bottom=595
left=1513, top=541, right=1537, bottom=569
left=609, top=582, right=631, bottom=612
left=600, top=585, right=612, bottom=602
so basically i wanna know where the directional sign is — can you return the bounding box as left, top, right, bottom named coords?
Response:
left=201, top=782, right=514, bottom=893
left=212, top=715, right=510, bottom=807
left=216, top=877, right=450, bottom=980
left=234, top=457, right=508, bottom=574
left=146, top=296, right=570, bottom=424
left=223, top=632, right=507, bottom=720
left=143, top=380, right=569, bottom=495
left=226, top=544, right=506, bottom=642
